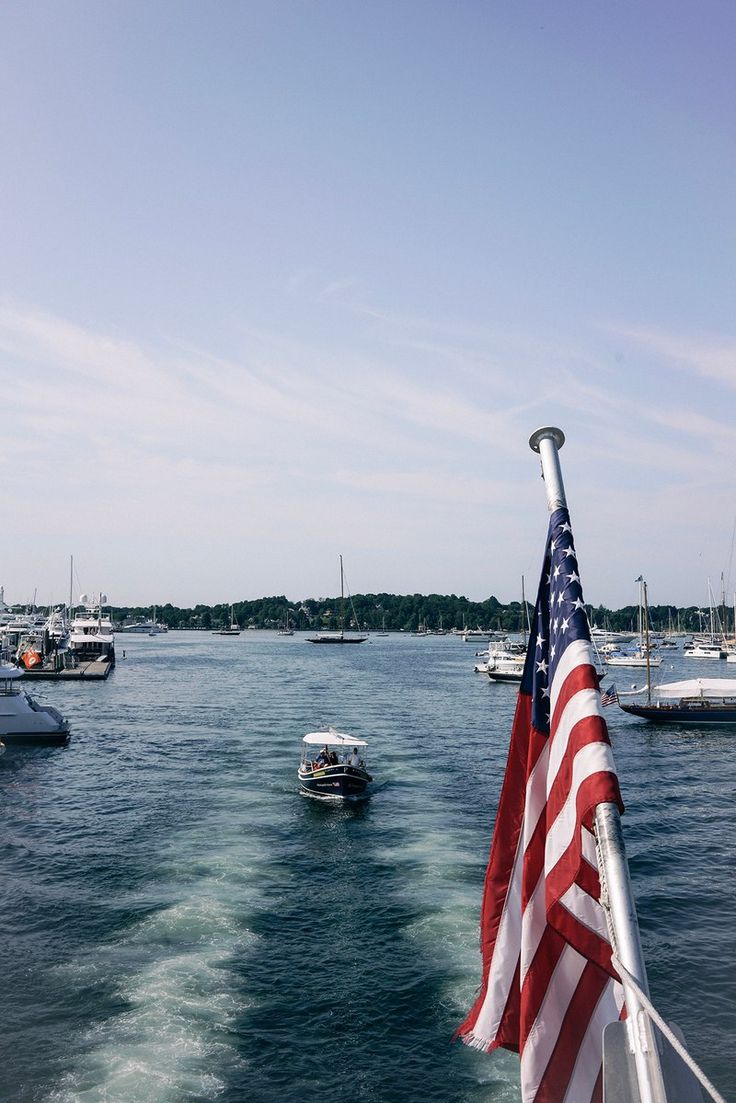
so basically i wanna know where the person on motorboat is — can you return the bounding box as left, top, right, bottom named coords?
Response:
left=316, top=745, right=330, bottom=767
left=348, top=747, right=361, bottom=767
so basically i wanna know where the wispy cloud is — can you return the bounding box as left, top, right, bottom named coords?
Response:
left=604, top=322, right=736, bottom=389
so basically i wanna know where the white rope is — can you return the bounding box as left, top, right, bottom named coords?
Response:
left=612, top=955, right=729, bottom=1103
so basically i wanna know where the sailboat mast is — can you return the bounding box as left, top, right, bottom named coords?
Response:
left=642, top=578, right=652, bottom=704
left=521, top=574, right=528, bottom=647
left=339, top=554, right=345, bottom=638
left=69, top=555, right=73, bottom=612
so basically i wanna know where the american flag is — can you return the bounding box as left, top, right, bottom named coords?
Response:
left=600, top=684, right=619, bottom=708
left=458, top=506, right=625, bottom=1103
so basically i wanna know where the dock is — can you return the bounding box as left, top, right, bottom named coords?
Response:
left=21, top=659, right=113, bottom=681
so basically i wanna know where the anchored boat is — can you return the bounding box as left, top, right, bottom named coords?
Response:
left=306, top=556, right=367, bottom=644
left=297, top=727, right=372, bottom=800
left=619, top=677, right=736, bottom=725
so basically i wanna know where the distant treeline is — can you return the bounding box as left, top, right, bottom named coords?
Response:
left=111, top=594, right=706, bottom=634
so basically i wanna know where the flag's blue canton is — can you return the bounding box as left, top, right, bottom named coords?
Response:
left=521, top=506, right=591, bottom=735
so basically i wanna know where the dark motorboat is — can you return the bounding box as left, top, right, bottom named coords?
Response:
left=619, top=677, right=736, bottom=725
left=298, top=728, right=373, bottom=800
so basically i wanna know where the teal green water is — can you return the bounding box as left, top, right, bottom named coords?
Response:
left=0, top=633, right=733, bottom=1102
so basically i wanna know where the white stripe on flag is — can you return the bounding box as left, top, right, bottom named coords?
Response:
left=547, top=687, right=601, bottom=788
left=474, top=828, right=525, bottom=1043
left=549, top=639, right=598, bottom=716
left=520, top=944, right=587, bottom=1101
left=581, top=824, right=597, bottom=868
left=558, top=882, right=611, bottom=943
left=545, top=742, right=618, bottom=873
left=520, top=871, right=547, bottom=989
left=524, top=738, right=551, bottom=839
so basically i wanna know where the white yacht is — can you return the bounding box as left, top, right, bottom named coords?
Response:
left=485, top=638, right=526, bottom=682
left=0, top=662, right=70, bottom=745
left=69, top=594, right=116, bottom=665
left=683, top=640, right=726, bottom=660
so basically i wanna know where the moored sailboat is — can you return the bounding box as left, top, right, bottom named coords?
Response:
left=619, top=677, right=736, bottom=724
left=306, top=556, right=367, bottom=644
left=213, top=605, right=241, bottom=635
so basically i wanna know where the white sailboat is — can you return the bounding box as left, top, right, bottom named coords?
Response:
left=214, top=605, right=241, bottom=635
left=605, top=577, right=662, bottom=668
left=277, top=609, right=294, bottom=636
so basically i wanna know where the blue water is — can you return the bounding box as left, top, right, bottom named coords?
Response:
left=0, top=634, right=733, bottom=1102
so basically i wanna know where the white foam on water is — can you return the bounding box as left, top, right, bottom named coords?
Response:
left=375, top=811, right=521, bottom=1100
left=47, top=836, right=269, bottom=1103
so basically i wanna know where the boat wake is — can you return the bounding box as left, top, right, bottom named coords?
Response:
left=46, top=836, right=266, bottom=1103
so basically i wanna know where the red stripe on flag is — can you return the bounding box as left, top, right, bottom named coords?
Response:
left=458, top=693, right=541, bottom=1040
left=495, top=959, right=522, bottom=1053
left=518, top=924, right=567, bottom=1053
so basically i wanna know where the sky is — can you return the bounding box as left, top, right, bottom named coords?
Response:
left=1, top=0, right=735, bottom=609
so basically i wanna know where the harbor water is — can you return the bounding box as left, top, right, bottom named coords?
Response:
left=0, top=633, right=734, bottom=1102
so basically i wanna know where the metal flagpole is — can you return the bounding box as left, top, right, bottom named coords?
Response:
left=529, top=427, right=668, bottom=1103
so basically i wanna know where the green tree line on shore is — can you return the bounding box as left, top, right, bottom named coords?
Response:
left=111, top=595, right=710, bottom=634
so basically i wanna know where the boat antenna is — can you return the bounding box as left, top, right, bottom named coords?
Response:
left=529, top=426, right=666, bottom=1103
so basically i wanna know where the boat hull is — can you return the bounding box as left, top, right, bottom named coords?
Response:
left=306, top=637, right=367, bottom=644
left=620, top=703, right=736, bottom=725
left=487, top=670, right=523, bottom=683
left=0, top=726, right=71, bottom=746
left=298, top=764, right=372, bottom=799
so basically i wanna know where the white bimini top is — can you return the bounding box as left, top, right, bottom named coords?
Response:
left=303, top=728, right=368, bottom=748
left=654, top=678, right=736, bottom=700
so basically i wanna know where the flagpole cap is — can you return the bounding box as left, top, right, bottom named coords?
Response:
left=529, top=426, right=565, bottom=453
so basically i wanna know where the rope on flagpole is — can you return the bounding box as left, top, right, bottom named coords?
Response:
left=612, top=955, right=728, bottom=1103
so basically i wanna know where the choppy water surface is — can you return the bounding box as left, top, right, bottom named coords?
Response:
left=0, top=634, right=733, bottom=1102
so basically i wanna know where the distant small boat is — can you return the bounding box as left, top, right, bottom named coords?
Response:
left=605, top=650, right=662, bottom=668
left=214, top=605, right=241, bottom=635
left=277, top=610, right=294, bottom=636
left=486, top=579, right=530, bottom=683
left=307, top=556, right=367, bottom=644
left=297, top=727, right=373, bottom=800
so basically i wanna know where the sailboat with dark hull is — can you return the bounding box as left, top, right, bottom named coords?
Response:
left=306, top=556, right=367, bottom=644
left=616, top=576, right=736, bottom=724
